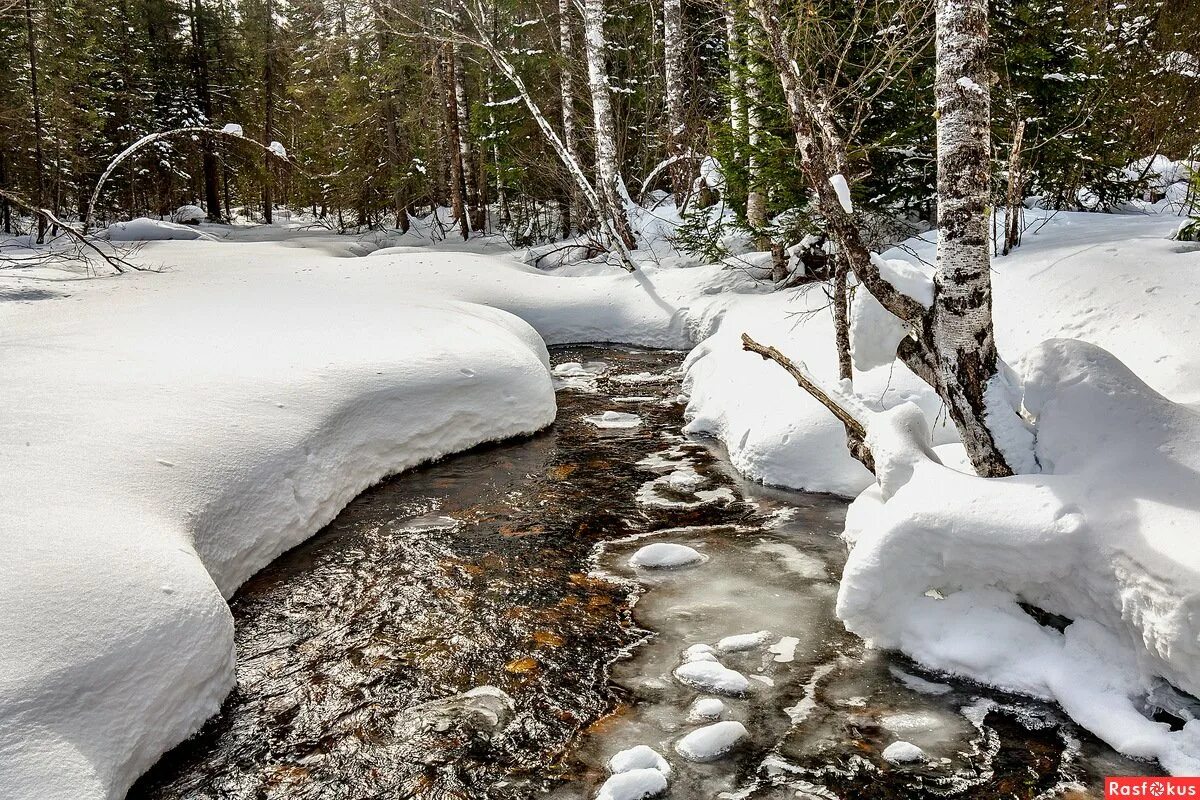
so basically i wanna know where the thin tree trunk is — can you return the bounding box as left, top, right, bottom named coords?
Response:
left=581, top=0, right=636, bottom=250
left=1002, top=118, right=1026, bottom=256
left=663, top=0, right=690, bottom=205
left=726, top=6, right=744, bottom=158
left=438, top=46, right=469, bottom=240
left=188, top=0, right=222, bottom=221
left=262, top=0, right=275, bottom=224
left=24, top=0, right=47, bottom=243
left=558, top=0, right=581, bottom=236
left=453, top=43, right=483, bottom=232
left=745, top=46, right=767, bottom=246
left=932, top=0, right=1014, bottom=477
left=833, top=255, right=852, bottom=382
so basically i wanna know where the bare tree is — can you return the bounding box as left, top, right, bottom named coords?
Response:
left=743, top=0, right=1025, bottom=478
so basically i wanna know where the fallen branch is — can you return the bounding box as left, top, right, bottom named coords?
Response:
left=741, top=332, right=876, bottom=473
left=0, top=188, right=144, bottom=275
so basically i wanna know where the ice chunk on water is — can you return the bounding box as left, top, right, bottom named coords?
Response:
left=629, top=543, right=705, bottom=569
left=717, top=630, right=772, bottom=652
left=595, top=768, right=668, bottom=800
left=882, top=740, right=927, bottom=764
left=608, top=744, right=671, bottom=776
left=674, top=720, right=748, bottom=762
left=673, top=660, right=750, bottom=696
left=585, top=410, right=642, bottom=429
left=768, top=635, right=800, bottom=663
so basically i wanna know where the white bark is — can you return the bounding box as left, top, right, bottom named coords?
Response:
left=581, top=0, right=636, bottom=249
left=663, top=0, right=688, bottom=203
left=726, top=6, right=743, bottom=143
left=558, top=0, right=582, bottom=232
left=933, top=0, right=1020, bottom=477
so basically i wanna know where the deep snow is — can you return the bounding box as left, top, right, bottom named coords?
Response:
left=2, top=197, right=1200, bottom=795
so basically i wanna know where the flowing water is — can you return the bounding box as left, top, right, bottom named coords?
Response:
left=131, top=346, right=1157, bottom=800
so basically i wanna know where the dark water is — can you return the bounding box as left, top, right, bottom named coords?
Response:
left=132, top=346, right=1156, bottom=800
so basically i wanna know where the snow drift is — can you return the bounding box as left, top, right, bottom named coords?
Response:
left=0, top=258, right=556, bottom=799
left=837, top=339, right=1200, bottom=774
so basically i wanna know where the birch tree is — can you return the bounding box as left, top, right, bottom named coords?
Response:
left=662, top=0, right=689, bottom=205
left=581, top=0, right=636, bottom=249
left=744, top=0, right=1026, bottom=478
left=558, top=0, right=582, bottom=236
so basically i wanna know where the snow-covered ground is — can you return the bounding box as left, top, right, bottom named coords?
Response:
left=2, top=200, right=1199, bottom=795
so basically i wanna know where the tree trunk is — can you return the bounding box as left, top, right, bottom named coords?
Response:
left=188, top=0, right=222, bottom=221
left=24, top=0, right=47, bottom=243
left=453, top=41, right=483, bottom=232
left=262, top=0, right=275, bottom=224
left=745, top=47, right=767, bottom=246
left=833, top=255, right=852, bottom=382
left=438, top=46, right=469, bottom=240
left=581, top=0, right=636, bottom=250
left=932, top=0, right=1014, bottom=477
left=1002, top=118, right=1026, bottom=256
left=558, top=0, right=581, bottom=236
left=726, top=6, right=744, bottom=160
left=663, top=0, right=690, bottom=206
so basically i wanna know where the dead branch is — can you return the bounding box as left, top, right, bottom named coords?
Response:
left=0, top=188, right=144, bottom=275
left=741, top=332, right=876, bottom=473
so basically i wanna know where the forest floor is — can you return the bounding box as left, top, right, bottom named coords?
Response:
left=1, top=206, right=1199, bottom=798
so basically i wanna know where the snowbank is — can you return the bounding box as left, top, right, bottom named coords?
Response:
left=104, top=217, right=216, bottom=240
left=0, top=255, right=557, bottom=799
left=837, top=339, right=1200, bottom=774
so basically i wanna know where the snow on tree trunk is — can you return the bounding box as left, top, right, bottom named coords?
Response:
left=581, top=0, right=636, bottom=250
left=933, top=0, right=1019, bottom=478
left=663, top=0, right=689, bottom=205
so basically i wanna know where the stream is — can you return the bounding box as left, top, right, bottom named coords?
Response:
left=131, top=345, right=1157, bottom=800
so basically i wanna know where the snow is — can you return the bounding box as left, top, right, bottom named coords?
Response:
left=687, top=697, right=726, bottom=721
left=716, top=630, right=772, bottom=652
left=595, top=768, right=668, bottom=800
left=829, top=173, right=853, bottom=214
left=956, top=76, right=984, bottom=94
left=672, top=660, right=751, bottom=696
left=837, top=339, right=1200, bottom=775
left=220, top=123, right=244, bottom=137
left=608, top=745, right=671, bottom=776
left=171, top=205, right=205, bottom=224
left=104, top=217, right=215, bottom=240
left=674, top=720, right=748, bottom=762
left=268, top=140, right=287, bottom=159
left=629, top=542, right=705, bottom=569
left=882, top=741, right=927, bottom=764
left=585, top=410, right=643, bottom=428
left=767, top=636, right=800, bottom=663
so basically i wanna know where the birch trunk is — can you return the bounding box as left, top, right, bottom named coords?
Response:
left=932, top=0, right=1015, bottom=477
left=558, top=0, right=581, bottom=235
left=745, top=46, right=767, bottom=245
left=581, top=0, right=636, bottom=250
left=663, top=0, right=689, bottom=205
left=1002, top=118, right=1025, bottom=256
left=726, top=7, right=743, bottom=149
left=438, top=46, right=469, bottom=240
left=453, top=43, right=484, bottom=232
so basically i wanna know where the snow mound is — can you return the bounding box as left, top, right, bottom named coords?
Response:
left=104, top=217, right=215, bottom=241
left=673, top=660, right=750, bottom=696
left=585, top=410, right=642, bottom=429
left=716, top=630, right=772, bottom=652
left=595, top=768, right=668, bottom=800
left=0, top=261, right=556, bottom=799
left=608, top=745, right=671, bottom=776
left=688, top=697, right=726, bottom=721
left=629, top=543, right=705, bottom=569
left=882, top=741, right=927, bottom=764
left=837, top=339, right=1200, bottom=775
left=172, top=205, right=205, bottom=224
left=674, top=720, right=748, bottom=762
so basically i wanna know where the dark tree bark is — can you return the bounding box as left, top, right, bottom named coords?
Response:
left=438, top=45, right=469, bottom=240
left=24, top=0, right=47, bottom=243
left=188, top=0, right=222, bottom=221
left=261, top=0, right=275, bottom=224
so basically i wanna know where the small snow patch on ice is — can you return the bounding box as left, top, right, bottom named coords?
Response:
left=882, top=740, right=927, bottom=764
left=595, top=768, right=668, bottom=800
left=688, top=697, right=726, bottom=722
left=673, top=660, right=751, bottom=696
left=717, top=630, right=772, bottom=652
left=608, top=745, right=671, bottom=776
left=674, top=720, right=748, bottom=762
left=768, top=636, right=800, bottom=663
left=629, top=542, right=705, bottom=569
left=585, top=411, right=642, bottom=429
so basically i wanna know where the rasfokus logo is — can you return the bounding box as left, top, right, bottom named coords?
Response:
left=1106, top=778, right=1200, bottom=798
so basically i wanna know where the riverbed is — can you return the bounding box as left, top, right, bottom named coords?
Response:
left=131, top=345, right=1155, bottom=799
